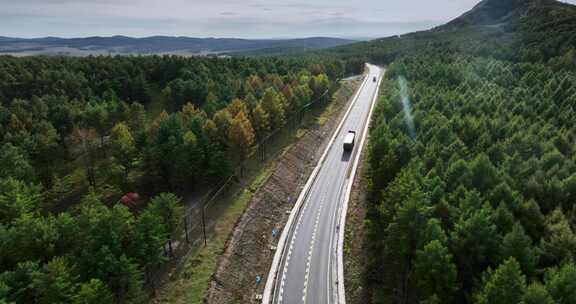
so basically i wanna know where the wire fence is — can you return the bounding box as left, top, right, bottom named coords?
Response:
left=144, top=80, right=342, bottom=294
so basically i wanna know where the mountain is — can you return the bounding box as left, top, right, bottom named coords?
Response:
left=0, top=36, right=355, bottom=56
left=324, top=0, right=576, bottom=67
left=442, top=0, right=538, bottom=28
left=439, top=0, right=575, bottom=29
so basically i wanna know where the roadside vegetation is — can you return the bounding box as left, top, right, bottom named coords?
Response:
left=358, top=1, right=576, bottom=302
left=0, top=55, right=361, bottom=303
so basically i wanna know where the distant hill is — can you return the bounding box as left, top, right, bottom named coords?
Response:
left=0, top=36, right=355, bottom=56
left=441, top=0, right=540, bottom=28
left=324, top=0, right=576, bottom=66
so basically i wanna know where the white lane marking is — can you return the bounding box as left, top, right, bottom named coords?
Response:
left=302, top=194, right=326, bottom=303
left=264, top=68, right=371, bottom=304
left=327, top=175, right=347, bottom=303
left=278, top=193, right=316, bottom=304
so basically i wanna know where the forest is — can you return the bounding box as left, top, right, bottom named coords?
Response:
left=0, top=55, right=358, bottom=303
left=365, top=52, right=576, bottom=303
left=339, top=1, right=576, bottom=303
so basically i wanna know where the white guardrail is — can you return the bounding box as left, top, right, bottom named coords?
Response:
left=261, top=64, right=380, bottom=304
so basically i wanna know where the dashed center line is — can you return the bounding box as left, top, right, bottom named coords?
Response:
left=302, top=196, right=325, bottom=303
left=277, top=192, right=326, bottom=304
left=278, top=192, right=317, bottom=303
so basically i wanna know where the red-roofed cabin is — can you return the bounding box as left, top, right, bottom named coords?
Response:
left=121, top=192, right=140, bottom=209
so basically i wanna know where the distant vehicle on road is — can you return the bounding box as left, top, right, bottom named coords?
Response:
left=343, top=130, right=356, bottom=151
left=373, top=76, right=377, bottom=82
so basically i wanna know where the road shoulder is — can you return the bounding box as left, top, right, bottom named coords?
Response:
left=343, top=140, right=371, bottom=303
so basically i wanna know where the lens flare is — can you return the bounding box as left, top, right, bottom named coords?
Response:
left=398, top=76, right=416, bottom=139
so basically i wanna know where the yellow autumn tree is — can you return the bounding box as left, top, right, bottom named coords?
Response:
left=228, top=110, right=255, bottom=161
left=227, top=98, right=248, bottom=118
left=251, top=103, right=270, bottom=138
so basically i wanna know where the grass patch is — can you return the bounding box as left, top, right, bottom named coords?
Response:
left=153, top=166, right=273, bottom=304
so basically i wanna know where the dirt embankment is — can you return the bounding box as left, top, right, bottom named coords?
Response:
left=205, top=78, right=363, bottom=303
left=343, top=142, right=370, bottom=304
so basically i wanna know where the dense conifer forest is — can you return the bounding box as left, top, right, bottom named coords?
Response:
left=367, top=54, right=576, bottom=303
left=0, top=55, right=357, bottom=303
left=360, top=0, right=576, bottom=303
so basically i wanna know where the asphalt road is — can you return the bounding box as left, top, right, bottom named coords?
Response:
left=272, top=64, right=383, bottom=304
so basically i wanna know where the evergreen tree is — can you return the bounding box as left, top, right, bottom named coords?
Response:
left=523, top=283, right=556, bottom=304
left=475, top=258, right=526, bottom=304
left=414, top=240, right=458, bottom=303
left=501, top=223, right=538, bottom=277
left=545, top=263, right=576, bottom=304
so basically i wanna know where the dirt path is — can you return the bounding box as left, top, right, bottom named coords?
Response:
left=205, top=78, right=363, bottom=303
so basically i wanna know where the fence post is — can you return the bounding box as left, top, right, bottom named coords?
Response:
left=184, top=215, right=190, bottom=244
left=261, top=140, right=267, bottom=162
left=201, top=205, right=207, bottom=247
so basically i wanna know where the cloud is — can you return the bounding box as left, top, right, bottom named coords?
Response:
left=1, top=0, right=575, bottom=38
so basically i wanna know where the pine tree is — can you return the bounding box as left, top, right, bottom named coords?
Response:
left=475, top=258, right=526, bottom=304
left=32, top=257, right=79, bottom=304
left=545, top=262, right=576, bottom=304
left=501, top=223, right=538, bottom=277
left=72, top=279, right=113, bottom=304
left=109, top=122, right=136, bottom=188
left=414, top=240, right=458, bottom=303
left=0, top=143, right=36, bottom=182
left=523, top=283, right=556, bottom=304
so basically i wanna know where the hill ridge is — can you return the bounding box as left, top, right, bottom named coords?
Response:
left=0, top=36, right=356, bottom=56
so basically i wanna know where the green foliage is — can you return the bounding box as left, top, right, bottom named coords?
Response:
left=146, top=193, right=183, bottom=234
left=0, top=143, right=35, bottom=182
left=0, top=178, right=41, bottom=224
left=475, top=258, right=526, bottom=304
left=523, top=283, right=556, bottom=304
left=544, top=263, right=576, bottom=304
left=501, top=223, right=538, bottom=277
left=414, top=240, right=458, bottom=303
left=72, top=279, right=113, bottom=304
left=365, top=48, right=576, bottom=302
left=261, top=88, right=286, bottom=126
left=109, top=122, right=136, bottom=189
left=31, top=257, right=78, bottom=304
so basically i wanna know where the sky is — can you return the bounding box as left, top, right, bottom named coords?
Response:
left=1, top=0, right=576, bottom=39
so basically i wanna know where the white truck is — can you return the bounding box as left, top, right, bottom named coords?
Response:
left=343, top=130, right=356, bottom=152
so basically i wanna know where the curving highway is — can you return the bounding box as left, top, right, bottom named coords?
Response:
left=263, top=64, right=384, bottom=304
